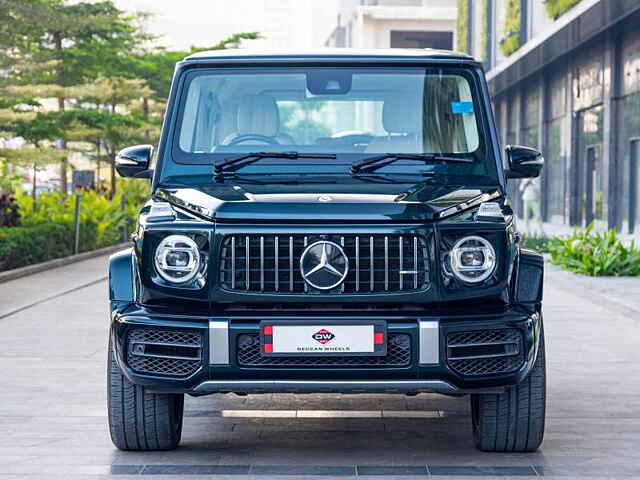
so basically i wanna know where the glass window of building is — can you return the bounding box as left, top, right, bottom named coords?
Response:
left=507, top=94, right=520, bottom=145
left=528, top=0, right=555, bottom=39
left=618, top=33, right=640, bottom=234
left=578, top=105, right=605, bottom=226
left=493, top=0, right=508, bottom=65
left=545, top=72, right=570, bottom=225
left=390, top=31, right=453, bottom=50
left=519, top=85, right=542, bottom=229
left=573, top=51, right=606, bottom=226
left=521, top=86, right=540, bottom=148
left=506, top=93, right=521, bottom=214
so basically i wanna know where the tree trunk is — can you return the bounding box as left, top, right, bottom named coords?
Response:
left=143, top=97, right=150, bottom=141
left=110, top=104, right=117, bottom=199
left=53, top=31, right=68, bottom=195
left=32, top=164, right=37, bottom=212
left=110, top=161, right=116, bottom=199
left=96, top=141, right=101, bottom=191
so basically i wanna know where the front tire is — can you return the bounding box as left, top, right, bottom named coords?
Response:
left=470, top=328, right=546, bottom=452
left=107, top=347, right=184, bottom=451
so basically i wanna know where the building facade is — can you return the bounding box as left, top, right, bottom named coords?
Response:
left=462, top=0, right=640, bottom=236
left=325, top=0, right=457, bottom=50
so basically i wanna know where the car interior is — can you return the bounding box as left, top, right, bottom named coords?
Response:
left=178, top=70, right=480, bottom=155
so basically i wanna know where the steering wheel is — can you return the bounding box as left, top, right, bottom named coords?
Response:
left=227, top=134, right=279, bottom=146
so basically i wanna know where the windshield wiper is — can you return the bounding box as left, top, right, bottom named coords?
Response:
left=350, top=153, right=473, bottom=174
left=214, top=151, right=337, bottom=174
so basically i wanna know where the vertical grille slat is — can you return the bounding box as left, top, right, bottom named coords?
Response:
left=220, top=233, right=429, bottom=294
left=231, top=236, right=236, bottom=290
left=260, top=236, right=265, bottom=292
left=355, top=236, right=360, bottom=293
left=274, top=236, right=279, bottom=292
left=369, top=236, right=374, bottom=292
left=289, top=236, right=294, bottom=292
left=413, top=236, right=418, bottom=290
left=340, top=236, right=345, bottom=293
left=303, top=236, right=309, bottom=293
left=399, top=235, right=403, bottom=291
left=384, top=236, right=389, bottom=291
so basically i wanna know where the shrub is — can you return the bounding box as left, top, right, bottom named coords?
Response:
left=456, top=0, right=469, bottom=52
left=0, top=179, right=148, bottom=271
left=0, top=221, right=97, bottom=272
left=544, top=0, right=582, bottom=20
left=0, top=194, right=21, bottom=227
left=14, top=178, right=148, bottom=249
left=520, top=233, right=553, bottom=253
left=549, top=223, right=640, bottom=276
left=500, top=0, right=521, bottom=57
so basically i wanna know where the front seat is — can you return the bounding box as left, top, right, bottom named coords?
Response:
left=365, top=95, right=422, bottom=153
left=223, top=94, right=281, bottom=145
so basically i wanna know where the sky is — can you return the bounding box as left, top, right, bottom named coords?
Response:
left=113, top=0, right=340, bottom=51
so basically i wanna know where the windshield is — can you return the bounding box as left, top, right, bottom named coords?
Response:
left=171, top=66, right=494, bottom=180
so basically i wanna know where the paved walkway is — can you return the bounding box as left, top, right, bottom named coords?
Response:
left=0, top=254, right=110, bottom=319
left=0, top=253, right=639, bottom=479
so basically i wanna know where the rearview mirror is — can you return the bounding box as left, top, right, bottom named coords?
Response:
left=115, top=144, right=154, bottom=178
left=504, top=145, right=543, bottom=179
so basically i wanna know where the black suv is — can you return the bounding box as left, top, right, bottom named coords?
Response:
left=108, top=49, right=546, bottom=452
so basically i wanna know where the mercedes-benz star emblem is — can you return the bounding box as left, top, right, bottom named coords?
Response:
left=300, top=240, right=349, bottom=290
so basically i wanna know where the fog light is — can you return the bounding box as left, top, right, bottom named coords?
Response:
left=449, top=236, right=496, bottom=283
left=154, top=235, right=201, bottom=284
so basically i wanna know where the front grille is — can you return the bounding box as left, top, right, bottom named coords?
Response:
left=446, top=329, right=524, bottom=376
left=237, top=333, right=411, bottom=367
left=127, top=329, right=203, bottom=378
left=219, top=234, right=429, bottom=294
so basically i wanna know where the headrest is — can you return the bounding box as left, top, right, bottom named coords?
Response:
left=237, top=94, right=279, bottom=137
left=383, top=95, right=422, bottom=134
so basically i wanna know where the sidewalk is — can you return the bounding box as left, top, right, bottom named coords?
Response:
left=0, top=252, right=116, bottom=319
left=545, top=261, right=640, bottom=319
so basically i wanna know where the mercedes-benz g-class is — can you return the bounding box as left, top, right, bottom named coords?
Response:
left=108, top=49, right=546, bottom=452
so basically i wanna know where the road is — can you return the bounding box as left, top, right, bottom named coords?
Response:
left=0, top=253, right=639, bottom=479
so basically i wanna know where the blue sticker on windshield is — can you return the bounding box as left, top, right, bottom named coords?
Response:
left=451, top=101, right=474, bottom=114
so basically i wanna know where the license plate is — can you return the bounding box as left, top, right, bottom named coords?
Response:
left=259, top=321, right=387, bottom=356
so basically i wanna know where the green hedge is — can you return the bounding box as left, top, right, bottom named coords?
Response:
left=545, top=0, right=582, bottom=20
left=549, top=224, right=640, bottom=276
left=500, top=0, right=521, bottom=57
left=520, top=233, right=553, bottom=253
left=479, top=0, right=489, bottom=61
left=456, top=0, right=469, bottom=53
left=0, top=221, right=98, bottom=272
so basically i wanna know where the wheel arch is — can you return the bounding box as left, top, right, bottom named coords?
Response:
left=109, top=248, right=137, bottom=303
left=513, top=247, right=544, bottom=305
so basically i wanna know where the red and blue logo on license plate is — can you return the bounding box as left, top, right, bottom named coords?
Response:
left=260, top=321, right=387, bottom=357
left=312, top=329, right=335, bottom=344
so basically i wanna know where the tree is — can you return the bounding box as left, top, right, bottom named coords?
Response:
left=131, top=32, right=260, bottom=101
left=0, top=110, right=68, bottom=207
left=0, top=0, right=147, bottom=193
left=0, top=0, right=260, bottom=201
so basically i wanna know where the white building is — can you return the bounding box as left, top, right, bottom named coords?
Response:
left=115, top=0, right=339, bottom=51
left=325, top=0, right=458, bottom=50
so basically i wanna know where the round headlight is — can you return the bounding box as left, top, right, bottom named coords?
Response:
left=154, top=235, right=201, bottom=284
left=449, top=236, right=496, bottom=283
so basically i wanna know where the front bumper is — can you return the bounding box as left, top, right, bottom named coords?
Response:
left=110, top=304, right=542, bottom=395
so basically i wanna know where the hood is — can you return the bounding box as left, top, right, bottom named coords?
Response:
left=155, top=176, right=501, bottom=222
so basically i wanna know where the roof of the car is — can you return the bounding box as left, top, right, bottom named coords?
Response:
left=183, top=48, right=476, bottom=64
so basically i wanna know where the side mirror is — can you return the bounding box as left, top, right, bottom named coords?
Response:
left=115, top=144, right=154, bottom=178
left=504, top=145, right=544, bottom=179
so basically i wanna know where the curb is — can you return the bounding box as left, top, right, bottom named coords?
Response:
left=0, top=242, right=129, bottom=284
